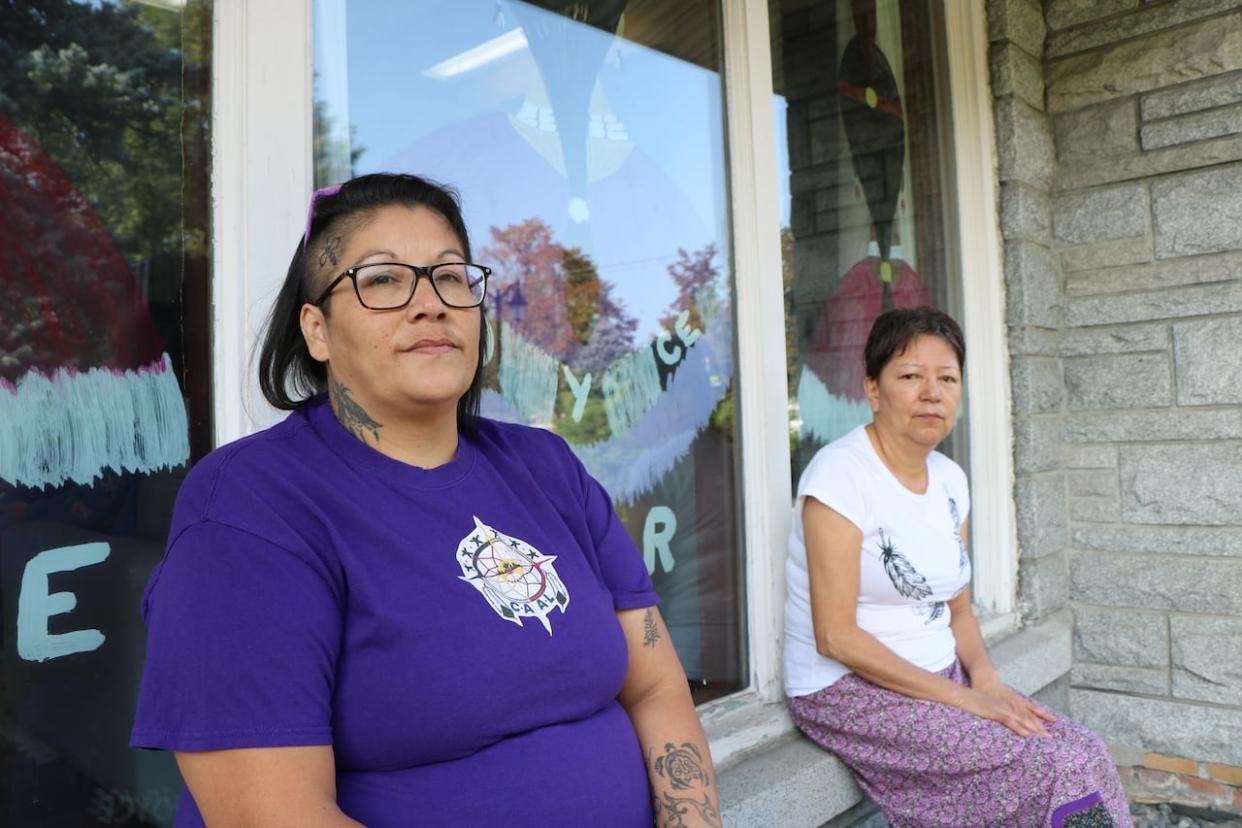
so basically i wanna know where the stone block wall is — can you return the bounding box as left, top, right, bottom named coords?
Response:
left=990, top=0, right=1242, bottom=782
left=989, top=0, right=1070, bottom=623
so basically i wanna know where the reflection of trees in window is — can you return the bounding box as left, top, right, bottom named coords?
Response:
left=312, top=79, right=365, bottom=185
left=1, top=3, right=210, bottom=824
left=0, top=119, right=163, bottom=381
left=563, top=247, right=638, bottom=375
left=0, top=0, right=203, bottom=267
left=0, top=0, right=214, bottom=459
left=481, top=217, right=638, bottom=372
left=662, top=244, right=718, bottom=333
left=483, top=219, right=574, bottom=354
left=481, top=218, right=733, bottom=447
left=482, top=218, right=641, bottom=445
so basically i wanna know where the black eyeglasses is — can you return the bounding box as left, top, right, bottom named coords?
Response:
left=312, top=262, right=491, bottom=310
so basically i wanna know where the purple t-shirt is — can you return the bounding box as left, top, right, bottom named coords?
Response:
left=131, top=396, right=659, bottom=826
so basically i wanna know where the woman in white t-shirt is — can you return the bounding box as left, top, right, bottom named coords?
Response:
left=785, top=307, right=1131, bottom=828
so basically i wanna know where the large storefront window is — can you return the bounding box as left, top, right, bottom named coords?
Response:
left=769, top=0, right=968, bottom=481
left=313, top=0, right=744, bottom=703
left=0, top=2, right=212, bottom=825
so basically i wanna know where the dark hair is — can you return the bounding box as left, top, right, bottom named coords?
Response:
left=257, top=173, right=486, bottom=432
left=864, top=306, right=965, bottom=380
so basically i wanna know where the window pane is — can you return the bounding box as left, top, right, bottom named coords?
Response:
left=769, top=0, right=969, bottom=481
left=314, top=0, right=745, bottom=703
left=0, top=1, right=212, bottom=824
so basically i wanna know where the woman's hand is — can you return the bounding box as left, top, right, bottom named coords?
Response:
left=958, top=678, right=1056, bottom=738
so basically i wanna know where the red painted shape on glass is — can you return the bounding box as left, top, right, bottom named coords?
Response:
left=804, top=257, right=932, bottom=402
left=0, top=116, right=163, bottom=385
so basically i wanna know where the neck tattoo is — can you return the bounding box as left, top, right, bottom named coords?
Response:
left=331, top=380, right=382, bottom=444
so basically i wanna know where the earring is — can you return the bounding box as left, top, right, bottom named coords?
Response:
left=483, top=319, right=496, bottom=365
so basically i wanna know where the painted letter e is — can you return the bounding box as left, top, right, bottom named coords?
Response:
left=17, top=542, right=110, bottom=662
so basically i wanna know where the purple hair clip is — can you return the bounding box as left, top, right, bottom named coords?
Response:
left=302, top=184, right=342, bottom=246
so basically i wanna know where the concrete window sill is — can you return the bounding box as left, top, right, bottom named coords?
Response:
left=707, top=611, right=1072, bottom=827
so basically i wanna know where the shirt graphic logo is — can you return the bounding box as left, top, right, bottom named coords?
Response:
left=456, top=516, right=569, bottom=635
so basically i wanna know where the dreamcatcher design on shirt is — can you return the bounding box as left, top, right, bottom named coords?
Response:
left=455, top=516, right=570, bottom=635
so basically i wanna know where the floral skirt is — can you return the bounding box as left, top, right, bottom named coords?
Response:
left=788, top=660, right=1133, bottom=828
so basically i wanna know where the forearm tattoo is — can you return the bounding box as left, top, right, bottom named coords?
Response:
left=330, top=381, right=382, bottom=443
left=654, top=792, right=721, bottom=828
left=319, top=235, right=342, bottom=267
left=648, top=742, right=721, bottom=828
left=642, top=607, right=661, bottom=647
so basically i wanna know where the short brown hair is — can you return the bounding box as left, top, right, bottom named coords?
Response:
left=864, top=306, right=965, bottom=380
left=256, top=173, right=486, bottom=432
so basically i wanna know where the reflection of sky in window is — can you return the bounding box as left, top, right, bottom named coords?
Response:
left=316, top=0, right=729, bottom=337
left=774, top=94, right=790, bottom=229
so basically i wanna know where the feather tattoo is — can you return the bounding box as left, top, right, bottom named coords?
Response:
left=948, top=495, right=968, bottom=571
left=879, top=530, right=931, bottom=600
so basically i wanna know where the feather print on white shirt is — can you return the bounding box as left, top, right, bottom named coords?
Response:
left=878, top=529, right=932, bottom=600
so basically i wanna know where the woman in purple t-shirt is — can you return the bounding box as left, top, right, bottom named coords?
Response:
left=132, top=173, right=720, bottom=827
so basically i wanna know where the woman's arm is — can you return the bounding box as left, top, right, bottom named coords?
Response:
left=947, top=521, right=998, bottom=685
left=175, top=746, right=364, bottom=827
left=804, top=497, right=971, bottom=705
left=804, top=498, right=1051, bottom=737
left=947, top=523, right=1055, bottom=736
left=947, top=587, right=998, bottom=686
left=616, top=606, right=721, bottom=828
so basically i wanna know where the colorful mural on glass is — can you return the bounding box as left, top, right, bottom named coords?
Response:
left=0, top=118, right=189, bottom=490
left=794, top=0, right=936, bottom=446
left=0, top=1, right=209, bottom=823
left=314, top=0, right=742, bottom=700
left=477, top=217, right=731, bottom=507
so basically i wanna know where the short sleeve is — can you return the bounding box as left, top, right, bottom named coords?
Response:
left=951, top=461, right=971, bottom=523
left=131, top=520, right=342, bottom=752
left=797, top=448, right=869, bottom=533
left=578, top=470, right=660, bottom=610
left=534, top=429, right=658, bottom=611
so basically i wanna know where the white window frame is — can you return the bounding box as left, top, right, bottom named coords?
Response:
left=708, top=0, right=1017, bottom=730
left=212, top=0, right=315, bottom=445
left=211, top=0, right=1016, bottom=745
left=943, top=1, right=1018, bottom=619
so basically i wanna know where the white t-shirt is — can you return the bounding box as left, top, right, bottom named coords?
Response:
left=784, top=425, right=972, bottom=697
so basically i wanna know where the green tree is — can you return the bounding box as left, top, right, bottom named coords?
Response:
left=0, top=0, right=202, bottom=268
left=313, top=78, right=365, bottom=186
left=563, top=246, right=602, bottom=345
